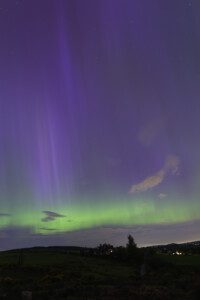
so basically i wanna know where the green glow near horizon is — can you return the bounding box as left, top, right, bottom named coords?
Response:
left=0, top=196, right=200, bottom=234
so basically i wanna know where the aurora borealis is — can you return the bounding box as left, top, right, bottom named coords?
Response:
left=0, top=0, right=200, bottom=250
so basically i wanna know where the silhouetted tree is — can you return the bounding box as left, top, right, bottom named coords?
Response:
left=126, top=235, right=139, bottom=261
left=126, top=234, right=137, bottom=250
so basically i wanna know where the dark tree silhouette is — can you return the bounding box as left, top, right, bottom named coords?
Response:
left=126, top=234, right=137, bottom=250
left=126, top=235, right=139, bottom=260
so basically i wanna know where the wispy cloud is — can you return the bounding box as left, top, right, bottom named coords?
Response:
left=164, top=155, right=180, bottom=175
left=39, top=227, right=57, bottom=231
left=42, top=211, right=66, bottom=222
left=129, top=170, right=165, bottom=193
left=158, top=193, right=167, bottom=199
left=0, top=213, right=11, bottom=217
left=129, top=155, right=180, bottom=194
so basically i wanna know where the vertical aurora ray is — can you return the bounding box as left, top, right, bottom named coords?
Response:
left=0, top=0, right=200, bottom=249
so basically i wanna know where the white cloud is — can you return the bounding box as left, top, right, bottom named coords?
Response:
left=158, top=193, right=167, bottom=199
left=129, top=170, right=165, bottom=193
left=129, top=155, right=180, bottom=194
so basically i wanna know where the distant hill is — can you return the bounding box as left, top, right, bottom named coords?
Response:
left=2, top=245, right=89, bottom=254
left=147, top=240, right=200, bottom=254
left=1, top=240, right=200, bottom=255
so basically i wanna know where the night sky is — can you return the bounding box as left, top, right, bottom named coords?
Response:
left=0, top=0, right=200, bottom=250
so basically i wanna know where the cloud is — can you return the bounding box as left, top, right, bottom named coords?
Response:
left=39, top=227, right=57, bottom=231
left=41, top=211, right=66, bottom=222
left=158, top=193, right=167, bottom=199
left=129, top=170, right=165, bottom=193
left=164, top=155, right=180, bottom=174
left=129, top=155, right=180, bottom=194
left=0, top=213, right=11, bottom=217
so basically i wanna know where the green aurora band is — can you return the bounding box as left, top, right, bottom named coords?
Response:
left=1, top=197, right=199, bottom=235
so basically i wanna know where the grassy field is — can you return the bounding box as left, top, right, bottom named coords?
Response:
left=158, top=253, right=200, bottom=267
left=0, top=250, right=137, bottom=297
left=0, top=249, right=199, bottom=299
left=0, top=251, right=76, bottom=266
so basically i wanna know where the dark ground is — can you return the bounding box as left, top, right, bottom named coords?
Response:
left=0, top=247, right=199, bottom=299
